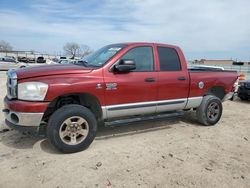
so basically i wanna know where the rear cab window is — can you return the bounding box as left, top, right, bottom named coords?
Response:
left=157, top=46, right=181, bottom=71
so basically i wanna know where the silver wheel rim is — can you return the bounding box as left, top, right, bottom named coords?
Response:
left=59, top=116, right=89, bottom=145
left=207, top=102, right=220, bottom=121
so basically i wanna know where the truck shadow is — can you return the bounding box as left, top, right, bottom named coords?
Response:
left=231, top=97, right=250, bottom=104
left=0, top=130, right=40, bottom=149
left=1, top=111, right=201, bottom=154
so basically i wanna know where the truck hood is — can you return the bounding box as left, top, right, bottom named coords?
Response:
left=16, top=64, right=93, bottom=79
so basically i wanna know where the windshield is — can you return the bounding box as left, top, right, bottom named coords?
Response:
left=81, top=44, right=127, bottom=67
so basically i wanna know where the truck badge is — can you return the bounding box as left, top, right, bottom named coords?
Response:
left=106, top=83, right=117, bottom=90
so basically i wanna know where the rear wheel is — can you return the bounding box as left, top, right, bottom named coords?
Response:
left=47, top=104, right=97, bottom=153
left=196, top=95, right=222, bottom=126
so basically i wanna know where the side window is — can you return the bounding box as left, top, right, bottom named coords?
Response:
left=120, top=46, right=154, bottom=72
left=157, top=47, right=181, bottom=71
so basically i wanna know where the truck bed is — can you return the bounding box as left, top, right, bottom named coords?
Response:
left=188, top=69, right=238, bottom=99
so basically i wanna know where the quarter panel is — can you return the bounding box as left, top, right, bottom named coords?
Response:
left=189, top=71, right=238, bottom=97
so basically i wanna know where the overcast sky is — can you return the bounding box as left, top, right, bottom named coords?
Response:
left=0, top=0, right=249, bottom=60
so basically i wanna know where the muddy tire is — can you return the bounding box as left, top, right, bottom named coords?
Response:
left=47, top=104, right=97, bottom=153
left=196, top=95, right=222, bottom=126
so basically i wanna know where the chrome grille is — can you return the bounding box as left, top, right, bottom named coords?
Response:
left=6, top=70, right=17, bottom=99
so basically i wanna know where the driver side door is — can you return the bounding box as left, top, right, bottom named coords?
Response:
left=103, top=45, right=158, bottom=119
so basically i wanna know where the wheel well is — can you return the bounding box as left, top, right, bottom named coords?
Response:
left=205, top=86, right=226, bottom=100
left=43, top=93, right=102, bottom=122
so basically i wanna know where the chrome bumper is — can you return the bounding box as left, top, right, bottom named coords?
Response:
left=3, top=109, right=43, bottom=127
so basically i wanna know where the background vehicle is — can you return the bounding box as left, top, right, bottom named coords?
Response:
left=36, top=56, right=46, bottom=64
left=3, top=42, right=238, bottom=153
left=0, top=56, right=27, bottom=70
left=1, top=56, right=16, bottom=63
left=46, top=58, right=59, bottom=64
left=238, top=79, right=250, bottom=100
left=57, top=59, right=73, bottom=64
left=17, top=56, right=35, bottom=63
left=71, top=60, right=88, bottom=66
left=56, top=59, right=86, bottom=65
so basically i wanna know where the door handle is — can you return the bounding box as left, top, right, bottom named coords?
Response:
left=178, top=76, right=186, bottom=81
left=145, top=78, right=156, bottom=82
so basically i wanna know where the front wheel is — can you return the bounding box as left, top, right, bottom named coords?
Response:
left=47, top=104, right=97, bottom=153
left=196, top=95, right=223, bottom=126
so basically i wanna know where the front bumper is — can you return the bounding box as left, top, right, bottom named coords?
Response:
left=3, top=97, right=49, bottom=132
left=5, top=119, right=40, bottom=134
left=238, top=86, right=250, bottom=98
left=4, top=109, right=44, bottom=127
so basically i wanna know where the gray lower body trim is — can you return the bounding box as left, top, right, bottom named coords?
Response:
left=102, top=100, right=157, bottom=119
left=184, top=96, right=203, bottom=109
left=102, top=97, right=203, bottom=119
left=156, top=98, right=187, bottom=113
left=4, top=110, right=44, bottom=127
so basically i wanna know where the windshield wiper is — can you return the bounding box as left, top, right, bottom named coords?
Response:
left=74, top=60, right=89, bottom=67
left=74, top=60, right=102, bottom=68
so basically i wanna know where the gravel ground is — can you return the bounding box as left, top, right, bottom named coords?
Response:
left=0, top=71, right=249, bottom=188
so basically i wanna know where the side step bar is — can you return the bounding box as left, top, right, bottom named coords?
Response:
left=104, top=111, right=184, bottom=127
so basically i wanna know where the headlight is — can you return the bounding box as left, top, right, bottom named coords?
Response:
left=18, top=82, right=48, bottom=101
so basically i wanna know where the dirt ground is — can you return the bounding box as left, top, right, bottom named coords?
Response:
left=0, top=71, right=249, bottom=188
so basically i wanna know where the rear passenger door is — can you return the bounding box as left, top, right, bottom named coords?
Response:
left=156, top=46, right=189, bottom=112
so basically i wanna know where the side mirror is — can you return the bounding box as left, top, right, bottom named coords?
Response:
left=114, top=59, right=136, bottom=72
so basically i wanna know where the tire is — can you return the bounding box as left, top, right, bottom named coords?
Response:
left=196, top=95, right=223, bottom=126
left=47, top=104, right=97, bottom=153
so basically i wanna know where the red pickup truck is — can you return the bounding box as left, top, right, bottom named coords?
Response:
left=3, top=42, right=237, bottom=153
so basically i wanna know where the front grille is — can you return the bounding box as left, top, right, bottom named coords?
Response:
left=6, top=70, right=17, bottom=99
